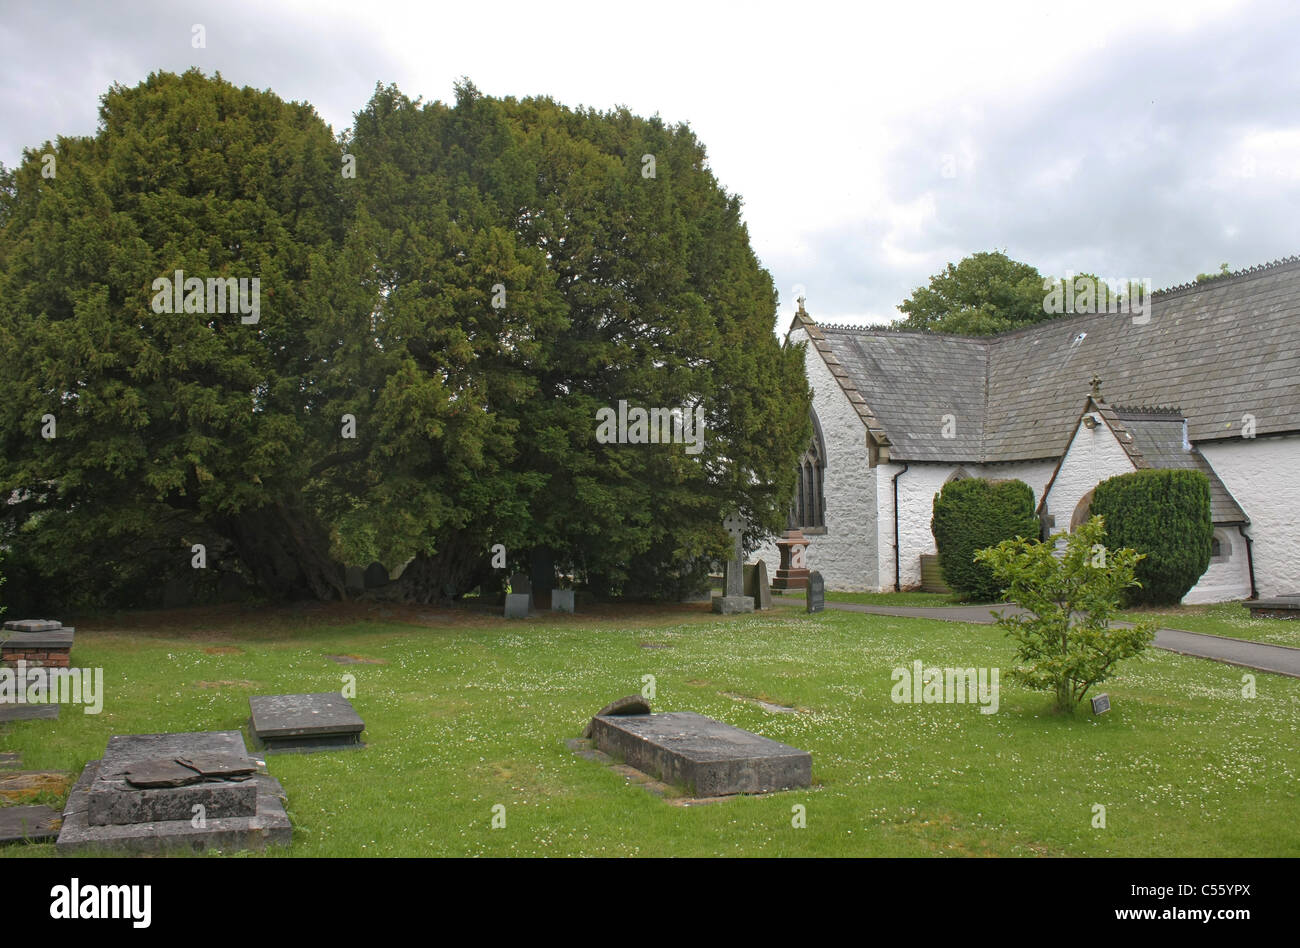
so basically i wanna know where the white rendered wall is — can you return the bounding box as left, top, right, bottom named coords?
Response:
left=1184, top=527, right=1252, bottom=604
left=1197, top=435, right=1300, bottom=598
left=752, top=327, right=880, bottom=591
left=877, top=459, right=1058, bottom=590
left=1043, top=419, right=1136, bottom=531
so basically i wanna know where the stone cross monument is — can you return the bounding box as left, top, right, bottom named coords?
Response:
left=712, top=511, right=755, bottom=614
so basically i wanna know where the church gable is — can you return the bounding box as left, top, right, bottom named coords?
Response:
left=1037, top=393, right=1139, bottom=534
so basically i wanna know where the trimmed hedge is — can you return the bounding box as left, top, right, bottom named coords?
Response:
left=1090, top=469, right=1212, bottom=605
left=931, top=478, right=1038, bottom=601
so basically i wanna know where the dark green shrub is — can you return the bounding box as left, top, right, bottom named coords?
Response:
left=931, top=478, right=1038, bottom=601
left=1089, top=469, right=1212, bottom=605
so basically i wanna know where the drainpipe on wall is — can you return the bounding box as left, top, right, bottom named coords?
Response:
left=1239, top=525, right=1258, bottom=600
left=892, top=462, right=909, bottom=592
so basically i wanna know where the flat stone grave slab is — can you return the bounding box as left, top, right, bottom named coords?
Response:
left=3, top=619, right=63, bottom=633
left=249, top=693, right=365, bottom=753
left=588, top=711, right=811, bottom=797
left=0, top=770, right=72, bottom=803
left=0, top=703, right=59, bottom=722
left=87, top=732, right=259, bottom=826
left=57, top=730, right=290, bottom=854
left=0, top=804, right=60, bottom=845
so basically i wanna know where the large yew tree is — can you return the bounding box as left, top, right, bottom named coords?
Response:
left=0, top=70, right=353, bottom=603
left=0, top=71, right=810, bottom=607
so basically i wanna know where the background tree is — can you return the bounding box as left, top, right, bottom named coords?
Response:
left=898, top=250, right=1122, bottom=336
left=974, top=516, right=1156, bottom=713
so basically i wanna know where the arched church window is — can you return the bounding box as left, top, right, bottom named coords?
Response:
left=792, top=409, right=826, bottom=529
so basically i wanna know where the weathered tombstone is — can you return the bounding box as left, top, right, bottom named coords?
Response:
left=587, top=710, right=811, bottom=796
left=0, top=805, right=61, bottom=845
left=363, top=561, right=389, bottom=588
left=744, top=560, right=773, bottom=610
left=806, top=571, right=825, bottom=613
left=504, top=593, right=531, bottom=619
left=552, top=589, right=575, bottom=613
left=345, top=565, right=366, bottom=593
left=508, top=572, right=533, bottom=609
left=2, top=619, right=61, bottom=633
left=249, top=693, right=365, bottom=753
left=56, top=731, right=291, bottom=854
left=581, top=694, right=651, bottom=737
left=712, top=512, right=755, bottom=615
left=1, top=620, right=75, bottom=670
left=1090, top=693, right=1111, bottom=715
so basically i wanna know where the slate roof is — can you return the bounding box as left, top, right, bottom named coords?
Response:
left=805, top=255, right=1300, bottom=464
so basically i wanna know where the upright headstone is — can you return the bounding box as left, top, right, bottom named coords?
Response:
left=508, top=572, right=533, bottom=610
left=712, top=512, right=755, bottom=614
left=345, top=566, right=366, bottom=593
left=749, top=559, right=773, bottom=610
left=806, top=571, right=825, bottom=613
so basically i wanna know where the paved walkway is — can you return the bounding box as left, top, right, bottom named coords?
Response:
left=773, top=599, right=1300, bottom=678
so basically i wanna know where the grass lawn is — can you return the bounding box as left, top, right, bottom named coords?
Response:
left=773, top=589, right=961, bottom=607
left=2, top=600, right=1296, bottom=857
left=1120, top=601, right=1300, bottom=648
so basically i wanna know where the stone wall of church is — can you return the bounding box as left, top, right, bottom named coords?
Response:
left=877, top=459, right=1057, bottom=590
left=752, top=327, right=880, bottom=591
left=1197, top=434, right=1300, bottom=598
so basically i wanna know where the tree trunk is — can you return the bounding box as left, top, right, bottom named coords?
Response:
left=224, top=500, right=346, bottom=601
left=392, top=529, right=486, bottom=604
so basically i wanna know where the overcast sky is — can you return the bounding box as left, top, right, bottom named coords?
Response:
left=3, top=0, right=1297, bottom=327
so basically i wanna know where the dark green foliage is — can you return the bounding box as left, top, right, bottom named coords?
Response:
left=1090, top=469, right=1213, bottom=605
left=0, top=71, right=811, bottom=608
left=931, top=478, right=1038, bottom=601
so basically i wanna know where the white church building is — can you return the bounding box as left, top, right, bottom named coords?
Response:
left=756, top=255, right=1300, bottom=603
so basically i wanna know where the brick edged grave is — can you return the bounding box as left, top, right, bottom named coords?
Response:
left=1, top=620, right=74, bottom=669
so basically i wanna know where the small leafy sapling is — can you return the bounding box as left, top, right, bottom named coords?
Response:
left=974, top=516, right=1156, bottom=713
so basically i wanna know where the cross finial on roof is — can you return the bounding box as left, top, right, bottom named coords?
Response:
left=1090, top=375, right=1103, bottom=398
left=796, top=295, right=807, bottom=316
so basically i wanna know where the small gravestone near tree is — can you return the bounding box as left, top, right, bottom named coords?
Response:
left=974, top=516, right=1157, bottom=713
